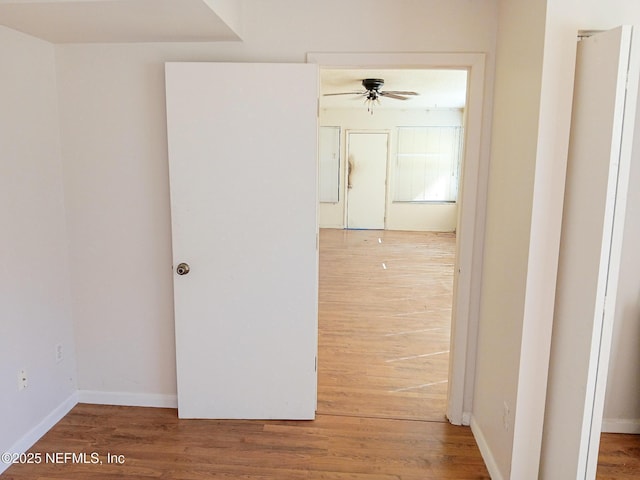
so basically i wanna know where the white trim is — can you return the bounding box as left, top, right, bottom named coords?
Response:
left=471, top=415, right=504, bottom=480
left=77, top=390, right=178, bottom=408
left=584, top=26, right=640, bottom=479
left=307, top=52, right=488, bottom=425
left=0, top=392, right=78, bottom=475
left=601, top=418, right=640, bottom=434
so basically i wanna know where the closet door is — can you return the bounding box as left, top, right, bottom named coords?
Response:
left=541, top=26, right=640, bottom=479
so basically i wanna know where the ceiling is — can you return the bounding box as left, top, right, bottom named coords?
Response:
left=320, top=68, right=468, bottom=111
left=0, top=2, right=467, bottom=111
left=0, top=0, right=241, bottom=43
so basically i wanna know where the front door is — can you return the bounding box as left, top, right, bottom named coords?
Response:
left=165, top=62, right=319, bottom=419
left=346, top=132, right=389, bottom=229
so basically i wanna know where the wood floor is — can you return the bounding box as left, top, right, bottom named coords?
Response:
left=4, top=229, right=491, bottom=479
left=3, top=229, right=637, bottom=478
left=317, top=228, right=454, bottom=422
left=598, top=433, right=640, bottom=479
left=3, top=404, right=490, bottom=480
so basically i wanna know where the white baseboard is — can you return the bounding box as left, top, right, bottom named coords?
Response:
left=78, top=390, right=178, bottom=409
left=319, top=224, right=344, bottom=230
left=601, top=418, right=640, bottom=434
left=470, top=415, right=504, bottom=480
left=0, top=392, right=78, bottom=475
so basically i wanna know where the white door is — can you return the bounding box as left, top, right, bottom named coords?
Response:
left=165, top=62, right=319, bottom=419
left=346, top=132, right=388, bottom=229
left=541, top=26, right=639, bottom=479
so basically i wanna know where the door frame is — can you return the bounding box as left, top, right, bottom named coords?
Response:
left=344, top=130, right=390, bottom=229
left=308, top=52, right=488, bottom=425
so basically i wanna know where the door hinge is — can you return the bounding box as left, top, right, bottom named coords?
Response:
left=625, top=70, right=630, bottom=92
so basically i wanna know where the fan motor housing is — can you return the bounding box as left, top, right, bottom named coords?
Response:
left=362, top=78, right=384, bottom=91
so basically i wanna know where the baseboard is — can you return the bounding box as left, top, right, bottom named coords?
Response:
left=0, top=392, right=78, bottom=475
left=77, top=390, right=178, bottom=409
left=601, top=418, right=640, bottom=434
left=319, top=224, right=344, bottom=229
left=470, top=415, right=505, bottom=480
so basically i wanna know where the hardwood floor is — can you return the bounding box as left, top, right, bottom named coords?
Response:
left=598, top=433, right=640, bottom=479
left=1, top=230, right=640, bottom=480
left=4, top=228, right=493, bottom=479
left=3, top=228, right=638, bottom=479
left=3, top=404, right=490, bottom=480
left=317, top=228, right=454, bottom=422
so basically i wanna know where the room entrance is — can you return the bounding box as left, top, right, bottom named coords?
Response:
left=311, top=53, right=487, bottom=425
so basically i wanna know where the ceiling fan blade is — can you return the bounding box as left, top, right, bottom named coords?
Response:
left=382, top=90, right=419, bottom=96
left=323, top=91, right=366, bottom=96
left=380, top=93, right=411, bottom=100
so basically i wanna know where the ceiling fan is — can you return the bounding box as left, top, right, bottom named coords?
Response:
left=323, top=78, right=419, bottom=113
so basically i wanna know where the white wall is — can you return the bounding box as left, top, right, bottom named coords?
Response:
left=471, top=0, right=580, bottom=478
left=319, top=108, right=462, bottom=231
left=53, top=0, right=498, bottom=405
left=474, top=2, right=640, bottom=479
left=471, top=0, right=546, bottom=474
left=203, top=0, right=243, bottom=37
left=56, top=45, right=179, bottom=405
left=0, top=26, right=77, bottom=465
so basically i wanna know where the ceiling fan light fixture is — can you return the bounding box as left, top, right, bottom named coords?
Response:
left=323, top=77, right=419, bottom=114
left=363, top=79, right=383, bottom=114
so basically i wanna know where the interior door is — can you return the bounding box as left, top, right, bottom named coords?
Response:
left=540, top=26, right=639, bottom=479
left=165, top=62, right=319, bottom=419
left=346, top=132, right=388, bottom=229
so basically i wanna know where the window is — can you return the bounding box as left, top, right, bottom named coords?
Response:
left=318, top=126, right=340, bottom=203
left=394, top=126, right=463, bottom=202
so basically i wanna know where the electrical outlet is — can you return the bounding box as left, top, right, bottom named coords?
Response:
left=18, top=369, right=28, bottom=391
left=503, top=401, right=510, bottom=431
left=55, top=343, right=63, bottom=363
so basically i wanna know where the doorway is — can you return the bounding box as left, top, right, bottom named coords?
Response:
left=310, top=52, right=488, bottom=425
left=317, top=228, right=455, bottom=421
left=319, top=71, right=462, bottom=421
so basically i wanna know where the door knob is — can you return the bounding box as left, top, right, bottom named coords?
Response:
left=176, top=263, right=190, bottom=275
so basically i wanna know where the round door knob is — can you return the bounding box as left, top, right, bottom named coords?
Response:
left=176, top=263, right=190, bottom=275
